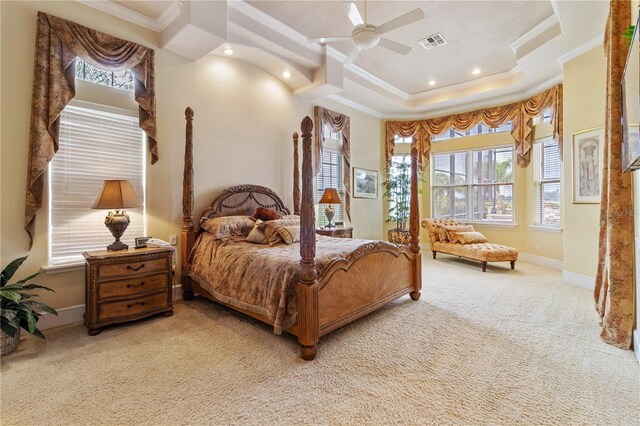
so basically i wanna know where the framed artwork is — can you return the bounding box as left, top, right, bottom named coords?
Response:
left=353, top=167, right=378, bottom=199
left=572, top=127, right=604, bottom=204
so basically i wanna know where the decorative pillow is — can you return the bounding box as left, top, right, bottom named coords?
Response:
left=252, top=207, right=282, bottom=222
left=435, top=225, right=449, bottom=242
left=453, top=231, right=488, bottom=244
left=246, top=219, right=268, bottom=244
left=276, top=226, right=301, bottom=245
left=201, top=216, right=254, bottom=239
left=444, top=225, right=475, bottom=243
left=259, top=217, right=301, bottom=245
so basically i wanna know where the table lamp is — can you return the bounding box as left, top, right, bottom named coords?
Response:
left=318, top=188, right=341, bottom=229
left=92, top=179, right=141, bottom=251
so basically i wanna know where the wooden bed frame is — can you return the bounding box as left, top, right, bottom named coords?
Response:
left=180, top=109, right=422, bottom=360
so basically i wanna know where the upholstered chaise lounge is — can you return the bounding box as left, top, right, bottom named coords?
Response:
left=422, top=218, right=518, bottom=272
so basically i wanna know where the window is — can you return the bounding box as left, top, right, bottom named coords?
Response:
left=75, top=59, right=134, bottom=92
left=432, top=122, right=512, bottom=142
left=317, top=149, right=344, bottom=228
left=48, top=104, right=145, bottom=266
left=394, top=135, right=413, bottom=144
left=533, top=137, right=561, bottom=227
left=432, top=146, right=514, bottom=223
left=322, top=125, right=342, bottom=142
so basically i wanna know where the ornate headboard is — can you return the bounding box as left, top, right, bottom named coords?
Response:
left=200, top=184, right=290, bottom=223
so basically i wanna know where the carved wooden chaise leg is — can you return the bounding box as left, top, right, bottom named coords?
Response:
left=510, top=261, right=515, bottom=270
left=432, top=251, right=437, bottom=259
left=481, top=261, right=487, bottom=272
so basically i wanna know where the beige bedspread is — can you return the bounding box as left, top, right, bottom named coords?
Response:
left=188, top=233, right=369, bottom=334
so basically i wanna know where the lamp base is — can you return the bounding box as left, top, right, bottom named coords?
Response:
left=324, top=204, right=335, bottom=229
left=105, top=210, right=130, bottom=251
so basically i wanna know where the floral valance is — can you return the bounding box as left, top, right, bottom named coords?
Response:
left=385, top=84, right=563, bottom=169
left=314, top=106, right=351, bottom=221
left=25, top=12, right=157, bottom=247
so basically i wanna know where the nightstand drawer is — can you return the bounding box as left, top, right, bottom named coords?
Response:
left=98, top=257, right=167, bottom=280
left=98, top=292, right=169, bottom=322
left=98, top=273, right=169, bottom=301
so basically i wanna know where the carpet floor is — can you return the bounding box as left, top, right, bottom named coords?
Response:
left=1, top=255, right=638, bottom=425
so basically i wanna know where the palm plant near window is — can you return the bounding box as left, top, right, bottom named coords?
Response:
left=382, top=161, right=423, bottom=244
left=1, top=256, right=57, bottom=356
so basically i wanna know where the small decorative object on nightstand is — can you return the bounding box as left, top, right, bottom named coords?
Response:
left=316, top=227, right=353, bottom=239
left=83, top=247, right=174, bottom=335
left=92, top=179, right=142, bottom=251
left=318, top=188, right=341, bottom=229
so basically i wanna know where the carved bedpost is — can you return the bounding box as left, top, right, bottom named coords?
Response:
left=298, top=116, right=319, bottom=360
left=181, top=107, right=195, bottom=300
left=292, top=131, right=301, bottom=215
left=409, top=145, right=422, bottom=301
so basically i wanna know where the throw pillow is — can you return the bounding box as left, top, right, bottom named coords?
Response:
left=276, top=226, right=301, bottom=245
left=246, top=219, right=268, bottom=244
left=444, top=225, right=475, bottom=243
left=435, top=225, right=449, bottom=242
left=259, top=217, right=301, bottom=245
left=454, top=231, right=488, bottom=244
left=201, top=216, right=255, bottom=239
left=252, top=207, right=282, bottom=221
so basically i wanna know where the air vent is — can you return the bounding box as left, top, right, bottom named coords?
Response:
left=418, top=33, right=447, bottom=50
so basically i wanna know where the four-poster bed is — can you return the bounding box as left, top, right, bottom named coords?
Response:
left=180, top=109, right=422, bottom=360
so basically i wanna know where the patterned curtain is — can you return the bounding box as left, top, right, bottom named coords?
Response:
left=595, top=0, right=634, bottom=349
left=384, top=84, right=563, bottom=169
left=314, top=106, right=351, bottom=221
left=25, top=12, right=158, bottom=248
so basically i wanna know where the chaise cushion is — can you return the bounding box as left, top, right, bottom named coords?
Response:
left=433, top=241, right=518, bottom=262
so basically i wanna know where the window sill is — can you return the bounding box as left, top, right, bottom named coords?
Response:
left=529, top=225, right=563, bottom=233
left=41, top=262, right=84, bottom=275
left=462, top=221, right=518, bottom=228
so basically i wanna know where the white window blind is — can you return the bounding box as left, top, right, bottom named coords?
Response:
left=49, top=104, right=145, bottom=265
left=317, top=149, right=344, bottom=228
left=534, top=137, right=561, bottom=227
left=432, top=146, right=514, bottom=223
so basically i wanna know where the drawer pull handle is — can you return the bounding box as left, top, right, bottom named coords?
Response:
left=126, top=301, right=146, bottom=309
left=126, top=282, right=145, bottom=289
left=127, top=264, right=145, bottom=272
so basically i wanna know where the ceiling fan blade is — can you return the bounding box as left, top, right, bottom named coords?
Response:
left=345, top=48, right=361, bottom=64
left=308, top=36, right=352, bottom=44
left=342, top=2, right=364, bottom=26
left=377, top=8, right=425, bottom=35
left=378, top=38, right=412, bottom=55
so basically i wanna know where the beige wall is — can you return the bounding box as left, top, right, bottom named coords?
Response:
left=562, top=46, right=607, bottom=278
left=0, top=1, right=383, bottom=309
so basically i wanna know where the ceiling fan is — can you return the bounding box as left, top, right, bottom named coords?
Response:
left=308, top=1, right=425, bottom=64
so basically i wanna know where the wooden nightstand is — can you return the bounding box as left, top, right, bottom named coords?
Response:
left=316, top=227, right=353, bottom=238
left=83, top=247, right=174, bottom=335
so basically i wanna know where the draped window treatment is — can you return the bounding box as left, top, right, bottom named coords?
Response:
left=595, top=0, right=634, bottom=349
left=314, top=106, right=352, bottom=221
left=25, top=12, right=158, bottom=248
left=385, top=84, right=563, bottom=170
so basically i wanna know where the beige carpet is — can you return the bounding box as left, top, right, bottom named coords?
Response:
left=2, top=255, right=638, bottom=425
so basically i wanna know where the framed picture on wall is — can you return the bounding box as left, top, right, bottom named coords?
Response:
left=353, top=167, right=378, bottom=199
left=572, top=127, right=604, bottom=204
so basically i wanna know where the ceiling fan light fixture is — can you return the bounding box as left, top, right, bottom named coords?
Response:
left=352, top=25, right=380, bottom=49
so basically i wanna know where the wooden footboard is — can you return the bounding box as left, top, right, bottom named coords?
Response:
left=316, top=242, right=421, bottom=336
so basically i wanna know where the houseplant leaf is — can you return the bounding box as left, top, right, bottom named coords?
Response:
left=0, top=256, right=28, bottom=287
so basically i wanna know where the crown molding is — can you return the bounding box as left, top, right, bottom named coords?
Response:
left=382, top=74, right=563, bottom=120
left=557, top=34, right=603, bottom=66
left=510, top=13, right=561, bottom=56
left=76, top=0, right=182, bottom=32
left=326, top=94, right=384, bottom=118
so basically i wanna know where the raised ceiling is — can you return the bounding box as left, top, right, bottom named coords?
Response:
left=79, top=0, right=609, bottom=118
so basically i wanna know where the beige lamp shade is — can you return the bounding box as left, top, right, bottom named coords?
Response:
left=319, top=188, right=341, bottom=204
left=92, top=180, right=141, bottom=209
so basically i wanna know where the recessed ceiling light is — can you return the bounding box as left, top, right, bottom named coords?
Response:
left=472, top=68, right=481, bottom=75
left=223, top=47, right=235, bottom=55
left=428, top=80, right=436, bottom=86
left=282, top=71, right=292, bottom=79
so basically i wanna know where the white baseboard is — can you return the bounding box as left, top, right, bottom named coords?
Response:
left=562, top=270, right=595, bottom=289
left=634, top=329, right=640, bottom=367
left=38, top=285, right=183, bottom=331
left=518, top=252, right=563, bottom=271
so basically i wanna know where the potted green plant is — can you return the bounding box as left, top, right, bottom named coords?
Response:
left=382, top=161, right=423, bottom=245
left=1, top=256, right=57, bottom=356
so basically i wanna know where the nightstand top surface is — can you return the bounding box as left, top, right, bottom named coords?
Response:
left=83, top=246, right=174, bottom=260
